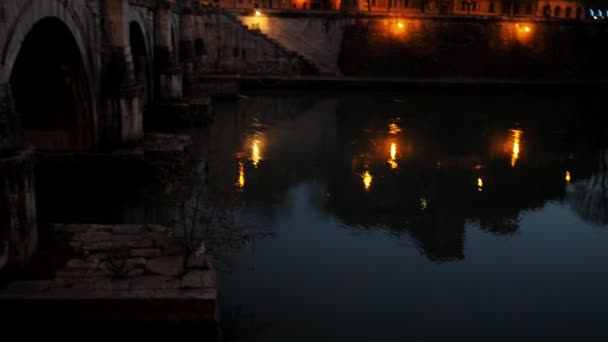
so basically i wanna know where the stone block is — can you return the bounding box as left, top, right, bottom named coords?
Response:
left=85, top=253, right=108, bottom=262
left=84, top=239, right=154, bottom=251
left=65, top=258, right=101, bottom=270
left=181, top=270, right=216, bottom=289
left=55, top=269, right=108, bottom=279
left=145, top=256, right=184, bottom=276
left=186, top=255, right=213, bottom=269
left=130, top=248, right=162, bottom=258
left=146, top=224, right=171, bottom=233
left=0, top=151, right=37, bottom=268
left=180, top=288, right=217, bottom=300
left=130, top=275, right=181, bottom=291
left=72, top=231, right=113, bottom=242
left=4, top=280, right=68, bottom=294
left=110, top=225, right=145, bottom=235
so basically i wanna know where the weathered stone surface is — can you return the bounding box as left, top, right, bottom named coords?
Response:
left=130, top=248, right=162, bottom=258
left=55, top=224, right=111, bottom=233
left=180, top=288, right=218, bottom=300
left=55, top=269, right=108, bottom=279
left=125, top=257, right=147, bottom=268
left=110, top=225, right=145, bottom=235
left=161, top=240, right=187, bottom=256
left=181, top=270, right=216, bottom=289
left=146, top=256, right=184, bottom=276
left=129, top=268, right=146, bottom=278
left=72, top=231, right=113, bottom=242
left=107, top=234, right=146, bottom=242
left=55, top=224, right=170, bottom=235
left=147, top=231, right=172, bottom=243
left=128, top=289, right=184, bottom=298
left=4, top=280, right=68, bottom=294
left=81, top=239, right=155, bottom=251
left=186, top=255, right=213, bottom=269
left=85, top=253, right=107, bottom=262
left=102, top=257, right=147, bottom=278
left=130, top=276, right=180, bottom=290
left=65, top=258, right=101, bottom=270
left=0, top=150, right=37, bottom=268
left=146, top=224, right=171, bottom=233
left=110, top=280, right=131, bottom=292
left=64, top=278, right=131, bottom=292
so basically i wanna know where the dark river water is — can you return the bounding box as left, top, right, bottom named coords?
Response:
left=37, top=90, right=608, bottom=340
left=211, top=91, right=608, bottom=342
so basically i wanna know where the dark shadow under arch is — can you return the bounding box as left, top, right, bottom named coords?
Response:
left=130, top=21, right=151, bottom=107
left=9, top=17, right=92, bottom=151
left=171, top=25, right=179, bottom=61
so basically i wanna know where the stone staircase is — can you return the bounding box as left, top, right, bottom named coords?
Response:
left=220, top=10, right=321, bottom=75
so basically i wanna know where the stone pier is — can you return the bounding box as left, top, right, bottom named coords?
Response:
left=156, top=0, right=183, bottom=100
left=0, top=86, right=37, bottom=270
left=0, top=151, right=37, bottom=270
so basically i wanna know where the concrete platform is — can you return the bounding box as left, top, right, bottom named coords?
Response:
left=0, top=224, right=219, bottom=329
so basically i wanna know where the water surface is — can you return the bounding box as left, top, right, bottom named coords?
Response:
left=207, top=91, right=608, bottom=341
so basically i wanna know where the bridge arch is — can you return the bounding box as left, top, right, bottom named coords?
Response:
left=1, top=0, right=95, bottom=90
left=1, top=0, right=96, bottom=151
left=8, top=17, right=93, bottom=151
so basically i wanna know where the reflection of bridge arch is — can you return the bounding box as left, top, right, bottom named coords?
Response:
left=7, top=16, right=94, bottom=151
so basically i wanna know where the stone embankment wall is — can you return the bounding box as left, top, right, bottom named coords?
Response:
left=217, top=11, right=608, bottom=79
left=199, top=9, right=318, bottom=74
left=339, top=16, right=608, bottom=79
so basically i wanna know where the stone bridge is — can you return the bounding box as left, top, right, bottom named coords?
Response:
left=0, top=0, right=318, bottom=270
left=0, top=0, right=197, bottom=270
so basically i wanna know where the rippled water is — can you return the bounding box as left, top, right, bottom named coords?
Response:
left=206, top=91, right=608, bottom=341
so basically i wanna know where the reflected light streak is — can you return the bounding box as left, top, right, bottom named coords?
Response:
left=510, top=129, right=522, bottom=167
left=237, top=161, right=245, bottom=190
left=251, top=138, right=261, bottom=167
left=566, top=170, right=571, bottom=183
left=388, top=143, right=398, bottom=169
left=362, top=171, right=373, bottom=191
left=389, top=123, right=402, bottom=135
